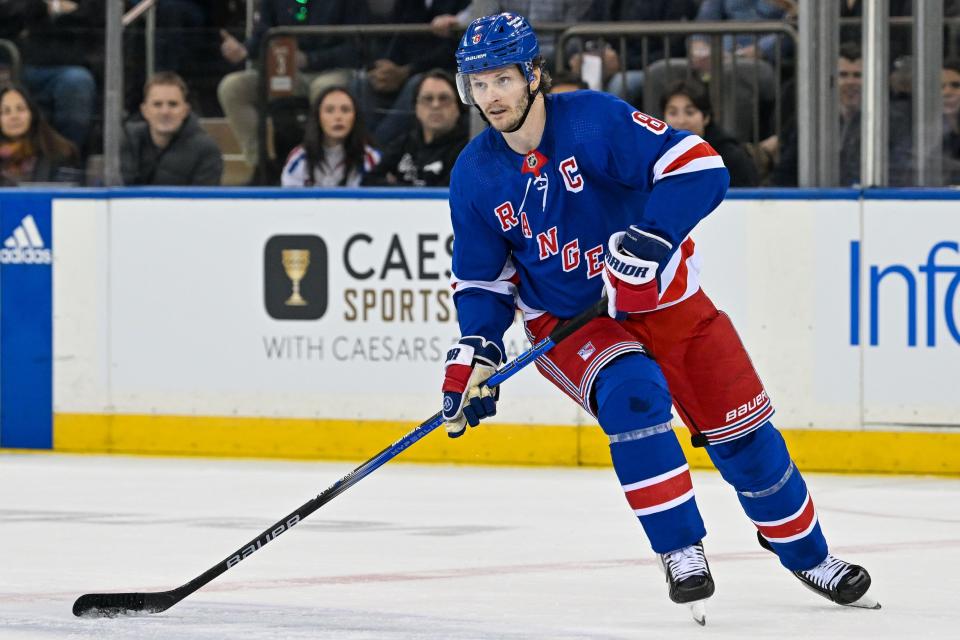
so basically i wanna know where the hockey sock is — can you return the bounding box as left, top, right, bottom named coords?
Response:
left=594, top=356, right=706, bottom=553
left=707, top=422, right=828, bottom=571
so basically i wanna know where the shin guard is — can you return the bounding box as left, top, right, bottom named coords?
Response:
left=595, top=356, right=706, bottom=554
left=707, top=422, right=828, bottom=570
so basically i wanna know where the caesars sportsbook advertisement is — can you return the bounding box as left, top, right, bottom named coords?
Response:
left=101, top=196, right=559, bottom=424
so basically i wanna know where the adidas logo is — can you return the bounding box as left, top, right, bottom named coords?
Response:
left=0, top=214, right=52, bottom=265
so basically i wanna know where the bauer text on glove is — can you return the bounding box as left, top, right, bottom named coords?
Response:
left=602, top=226, right=673, bottom=318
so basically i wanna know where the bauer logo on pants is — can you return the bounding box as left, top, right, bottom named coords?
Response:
left=264, top=235, right=328, bottom=320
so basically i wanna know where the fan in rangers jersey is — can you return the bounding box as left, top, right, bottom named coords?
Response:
left=439, top=12, right=879, bottom=624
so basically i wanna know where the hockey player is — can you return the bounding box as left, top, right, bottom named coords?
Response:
left=439, top=12, right=879, bottom=624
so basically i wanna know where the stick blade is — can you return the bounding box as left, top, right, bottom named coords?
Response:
left=73, top=591, right=178, bottom=617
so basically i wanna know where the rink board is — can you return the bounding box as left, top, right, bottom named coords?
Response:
left=0, top=188, right=958, bottom=474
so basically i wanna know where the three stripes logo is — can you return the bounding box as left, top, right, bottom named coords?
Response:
left=0, top=214, right=52, bottom=265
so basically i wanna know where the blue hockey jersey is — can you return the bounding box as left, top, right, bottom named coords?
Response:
left=448, top=90, right=730, bottom=353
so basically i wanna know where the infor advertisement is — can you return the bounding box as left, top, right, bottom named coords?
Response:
left=858, top=199, right=960, bottom=425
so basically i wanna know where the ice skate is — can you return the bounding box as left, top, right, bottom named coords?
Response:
left=658, top=542, right=715, bottom=625
left=757, top=532, right=880, bottom=609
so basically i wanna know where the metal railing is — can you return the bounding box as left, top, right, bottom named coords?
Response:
left=102, top=0, right=161, bottom=186
left=122, top=0, right=158, bottom=77
left=128, top=0, right=256, bottom=79
left=104, top=0, right=253, bottom=185
left=101, top=10, right=960, bottom=187
left=557, top=20, right=798, bottom=181
left=257, top=22, right=795, bottom=182
left=254, top=23, right=567, bottom=178
left=0, top=38, right=22, bottom=84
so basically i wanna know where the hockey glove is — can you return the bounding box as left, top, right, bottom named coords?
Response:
left=602, top=226, right=673, bottom=319
left=441, top=336, right=503, bottom=438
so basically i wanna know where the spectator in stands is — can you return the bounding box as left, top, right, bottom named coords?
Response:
left=660, top=78, right=759, bottom=187
left=941, top=58, right=960, bottom=184
left=548, top=72, right=588, bottom=94
left=431, top=1, right=592, bottom=69
left=121, top=72, right=223, bottom=186
left=3, top=0, right=100, bottom=154
left=350, top=0, right=469, bottom=146
left=772, top=42, right=913, bottom=186
left=282, top=86, right=380, bottom=187
left=0, top=84, right=81, bottom=185
left=641, top=0, right=787, bottom=143
left=689, top=1, right=796, bottom=68
left=840, top=0, right=913, bottom=63
left=569, top=0, right=699, bottom=106
left=217, top=0, right=363, bottom=170
left=363, top=69, right=467, bottom=187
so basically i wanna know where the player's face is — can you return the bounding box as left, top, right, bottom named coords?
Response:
left=141, top=84, right=190, bottom=137
left=415, top=78, right=460, bottom=138
left=942, top=69, right=960, bottom=117
left=318, top=90, right=356, bottom=145
left=837, top=57, right=862, bottom=112
left=663, top=94, right=708, bottom=137
left=0, top=90, right=31, bottom=139
left=468, top=66, right=532, bottom=132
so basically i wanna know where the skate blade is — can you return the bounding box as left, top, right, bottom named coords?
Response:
left=844, top=594, right=881, bottom=610
left=688, top=599, right=707, bottom=626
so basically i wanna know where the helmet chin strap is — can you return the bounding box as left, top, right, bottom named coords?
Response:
left=502, top=85, right=538, bottom=134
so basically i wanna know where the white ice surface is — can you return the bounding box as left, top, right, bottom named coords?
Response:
left=1, top=453, right=957, bottom=639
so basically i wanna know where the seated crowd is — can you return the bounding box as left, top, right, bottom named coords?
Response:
left=1, top=0, right=959, bottom=188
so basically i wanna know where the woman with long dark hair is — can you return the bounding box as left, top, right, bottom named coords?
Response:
left=941, top=58, right=960, bottom=184
left=281, top=86, right=379, bottom=187
left=0, top=84, right=81, bottom=185
left=660, top=78, right=760, bottom=188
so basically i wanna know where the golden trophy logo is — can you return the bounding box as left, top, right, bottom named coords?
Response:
left=281, top=249, right=310, bottom=306
left=265, top=235, right=327, bottom=320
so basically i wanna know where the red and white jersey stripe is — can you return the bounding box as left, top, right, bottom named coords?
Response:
left=653, top=134, right=726, bottom=183
left=642, top=135, right=723, bottom=311
left=451, top=259, right=518, bottom=297
left=622, top=464, right=696, bottom=516
left=753, top=493, right=819, bottom=544
left=451, top=259, right=547, bottom=322
left=655, top=236, right=701, bottom=309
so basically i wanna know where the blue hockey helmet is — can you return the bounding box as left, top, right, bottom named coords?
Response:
left=455, top=13, right=540, bottom=105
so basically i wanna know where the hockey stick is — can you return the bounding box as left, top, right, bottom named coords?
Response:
left=73, top=297, right=608, bottom=618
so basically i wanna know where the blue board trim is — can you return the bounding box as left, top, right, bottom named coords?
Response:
left=861, top=187, right=960, bottom=200
left=13, top=186, right=452, bottom=200
left=9, top=186, right=958, bottom=201
left=724, top=188, right=861, bottom=200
